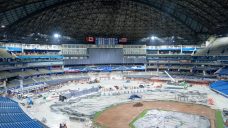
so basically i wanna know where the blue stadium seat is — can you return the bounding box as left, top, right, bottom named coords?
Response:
left=0, top=97, right=44, bottom=128
left=210, top=80, right=228, bottom=96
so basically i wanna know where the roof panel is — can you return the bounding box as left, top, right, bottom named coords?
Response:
left=0, top=0, right=227, bottom=44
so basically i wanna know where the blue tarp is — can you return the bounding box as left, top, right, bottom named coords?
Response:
left=62, top=87, right=100, bottom=99
left=100, top=66, right=112, bottom=72
left=129, top=94, right=141, bottom=100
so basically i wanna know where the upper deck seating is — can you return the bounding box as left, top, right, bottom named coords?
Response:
left=215, top=67, right=228, bottom=76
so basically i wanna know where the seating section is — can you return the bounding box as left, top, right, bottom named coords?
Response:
left=50, top=69, right=64, bottom=73
left=23, top=78, right=36, bottom=86
left=38, top=69, right=64, bottom=74
left=7, top=79, right=20, bottom=88
left=0, top=121, right=43, bottom=128
left=4, top=75, right=89, bottom=91
left=0, top=69, right=64, bottom=80
left=195, top=45, right=228, bottom=56
left=224, top=48, right=228, bottom=55
left=215, top=67, right=228, bottom=76
left=0, top=49, right=15, bottom=59
left=34, top=77, right=47, bottom=82
left=210, top=80, right=228, bottom=97
left=0, top=71, right=18, bottom=79
left=38, top=69, right=50, bottom=74
left=17, top=69, right=40, bottom=77
left=0, top=97, right=43, bottom=128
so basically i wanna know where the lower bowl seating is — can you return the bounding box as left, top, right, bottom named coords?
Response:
left=0, top=97, right=44, bottom=128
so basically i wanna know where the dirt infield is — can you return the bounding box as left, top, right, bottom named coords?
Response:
left=95, top=101, right=216, bottom=128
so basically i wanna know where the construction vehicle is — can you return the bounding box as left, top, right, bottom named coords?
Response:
left=163, top=71, right=190, bottom=89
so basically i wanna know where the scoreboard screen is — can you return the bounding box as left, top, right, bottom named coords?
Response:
left=95, top=38, right=118, bottom=45
left=85, top=37, right=128, bottom=45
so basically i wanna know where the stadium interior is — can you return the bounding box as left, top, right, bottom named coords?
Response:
left=0, top=0, right=228, bottom=128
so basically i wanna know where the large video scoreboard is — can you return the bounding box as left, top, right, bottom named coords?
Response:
left=86, top=37, right=127, bottom=45
left=95, top=38, right=118, bottom=45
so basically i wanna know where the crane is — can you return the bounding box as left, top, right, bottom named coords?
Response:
left=164, top=70, right=177, bottom=83
left=164, top=70, right=189, bottom=89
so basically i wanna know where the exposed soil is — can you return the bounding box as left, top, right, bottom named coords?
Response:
left=95, top=101, right=216, bottom=128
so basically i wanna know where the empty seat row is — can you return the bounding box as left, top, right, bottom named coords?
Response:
left=0, top=107, right=22, bottom=113
left=0, top=102, right=18, bottom=107
left=0, top=121, right=43, bottom=128
left=0, top=97, right=15, bottom=103
left=0, top=113, right=31, bottom=123
left=0, top=97, right=44, bottom=128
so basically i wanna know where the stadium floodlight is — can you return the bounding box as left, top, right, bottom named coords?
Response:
left=53, top=33, right=60, bottom=38
left=151, top=36, right=156, bottom=40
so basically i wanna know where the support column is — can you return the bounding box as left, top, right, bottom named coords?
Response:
left=203, top=70, right=206, bottom=76
left=144, top=63, right=147, bottom=72
left=180, top=45, right=183, bottom=54
left=202, top=65, right=206, bottom=76
left=62, top=65, right=64, bottom=71
left=19, top=79, right=24, bottom=92
left=3, top=80, right=7, bottom=94
left=21, top=44, right=24, bottom=53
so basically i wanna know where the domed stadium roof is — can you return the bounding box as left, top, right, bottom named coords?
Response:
left=0, top=0, right=227, bottom=44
